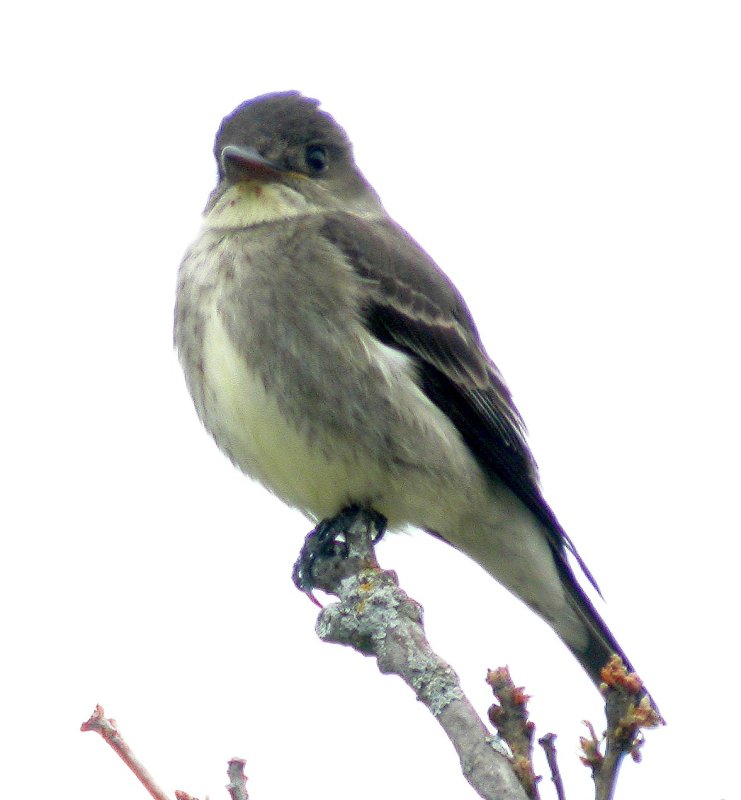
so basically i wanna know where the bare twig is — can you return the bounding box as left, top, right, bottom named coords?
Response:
left=487, top=666, right=540, bottom=799
left=538, top=733, right=566, bottom=800
left=296, top=506, right=529, bottom=800
left=81, top=705, right=172, bottom=800
left=580, top=656, right=664, bottom=800
left=82, top=705, right=250, bottom=800
left=226, top=758, right=249, bottom=800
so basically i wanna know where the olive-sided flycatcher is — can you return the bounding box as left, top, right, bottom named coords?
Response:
left=175, top=91, right=650, bottom=697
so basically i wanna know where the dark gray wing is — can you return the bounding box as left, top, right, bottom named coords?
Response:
left=320, top=212, right=600, bottom=592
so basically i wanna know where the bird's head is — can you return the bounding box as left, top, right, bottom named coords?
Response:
left=206, top=92, right=383, bottom=224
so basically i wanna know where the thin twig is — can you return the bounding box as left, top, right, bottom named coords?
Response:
left=487, top=666, right=540, bottom=799
left=226, top=758, right=249, bottom=800
left=538, top=733, right=566, bottom=800
left=580, top=656, right=664, bottom=800
left=81, top=705, right=172, bottom=800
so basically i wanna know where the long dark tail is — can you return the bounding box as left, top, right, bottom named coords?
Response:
left=555, top=555, right=660, bottom=715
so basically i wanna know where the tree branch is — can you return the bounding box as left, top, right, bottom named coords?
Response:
left=295, top=506, right=529, bottom=800
left=226, top=758, right=249, bottom=800
left=538, top=733, right=566, bottom=800
left=487, top=666, right=540, bottom=799
left=81, top=705, right=172, bottom=800
left=81, top=705, right=249, bottom=800
left=580, top=656, right=663, bottom=800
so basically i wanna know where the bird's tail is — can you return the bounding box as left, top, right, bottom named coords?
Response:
left=553, top=554, right=661, bottom=716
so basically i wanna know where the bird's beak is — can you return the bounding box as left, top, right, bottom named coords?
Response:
left=220, top=145, right=287, bottom=182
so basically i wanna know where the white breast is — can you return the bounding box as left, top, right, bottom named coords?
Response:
left=200, top=307, right=396, bottom=520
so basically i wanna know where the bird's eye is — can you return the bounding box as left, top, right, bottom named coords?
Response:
left=305, top=145, right=329, bottom=173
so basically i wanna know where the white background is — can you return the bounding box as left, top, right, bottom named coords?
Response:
left=2, top=2, right=739, bottom=799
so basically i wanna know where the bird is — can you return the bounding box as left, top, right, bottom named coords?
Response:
left=175, top=90, right=652, bottom=700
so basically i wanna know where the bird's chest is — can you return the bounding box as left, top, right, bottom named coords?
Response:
left=175, top=231, right=385, bottom=516
left=199, top=304, right=335, bottom=503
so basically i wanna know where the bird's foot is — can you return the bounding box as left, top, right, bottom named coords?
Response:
left=292, top=505, right=387, bottom=597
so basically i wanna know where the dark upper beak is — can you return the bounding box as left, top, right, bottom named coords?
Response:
left=220, top=145, right=287, bottom=182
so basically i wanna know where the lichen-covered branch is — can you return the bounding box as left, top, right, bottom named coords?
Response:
left=295, top=506, right=528, bottom=800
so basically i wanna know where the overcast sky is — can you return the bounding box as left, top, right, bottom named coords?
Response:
left=3, top=2, right=740, bottom=799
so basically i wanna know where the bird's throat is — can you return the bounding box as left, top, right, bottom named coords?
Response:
left=204, top=181, right=319, bottom=229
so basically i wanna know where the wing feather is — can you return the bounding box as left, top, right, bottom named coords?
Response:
left=320, top=213, right=600, bottom=593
